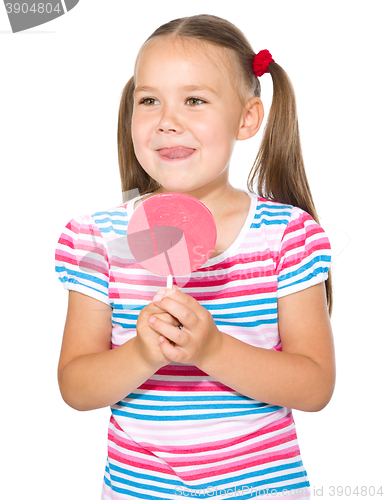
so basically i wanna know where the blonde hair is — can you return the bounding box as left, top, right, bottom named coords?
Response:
left=117, top=14, right=333, bottom=314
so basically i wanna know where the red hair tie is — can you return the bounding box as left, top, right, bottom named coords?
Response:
left=252, top=50, right=274, bottom=77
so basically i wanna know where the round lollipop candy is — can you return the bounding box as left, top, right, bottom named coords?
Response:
left=127, top=192, right=217, bottom=288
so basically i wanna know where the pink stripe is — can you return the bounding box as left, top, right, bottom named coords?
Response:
left=175, top=447, right=301, bottom=480
left=272, top=341, right=282, bottom=351
left=155, top=365, right=208, bottom=377
left=161, top=429, right=298, bottom=466
left=56, top=250, right=108, bottom=276
left=107, top=445, right=301, bottom=481
left=181, top=284, right=278, bottom=301
left=109, top=257, right=136, bottom=268
left=108, top=422, right=300, bottom=475
left=108, top=281, right=278, bottom=301
left=66, top=218, right=103, bottom=236
left=279, top=242, right=330, bottom=273
left=283, top=212, right=312, bottom=233
left=108, top=430, right=154, bottom=456
left=138, top=381, right=235, bottom=391
left=57, top=234, right=105, bottom=255
left=111, top=330, right=280, bottom=351
left=282, top=232, right=327, bottom=255
left=108, top=450, right=177, bottom=476
left=282, top=232, right=329, bottom=254
left=108, top=412, right=293, bottom=454
left=109, top=413, right=282, bottom=445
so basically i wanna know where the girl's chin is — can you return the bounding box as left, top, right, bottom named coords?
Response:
left=150, top=177, right=204, bottom=194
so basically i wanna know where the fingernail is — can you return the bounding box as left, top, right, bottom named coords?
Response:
left=157, top=288, right=166, bottom=295
left=148, top=316, right=156, bottom=323
left=153, top=294, right=162, bottom=302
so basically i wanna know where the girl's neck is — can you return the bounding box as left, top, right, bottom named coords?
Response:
left=151, top=184, right=247, bottom=220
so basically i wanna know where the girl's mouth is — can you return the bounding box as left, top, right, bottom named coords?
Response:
left=157, top=146, right=195, bottom=160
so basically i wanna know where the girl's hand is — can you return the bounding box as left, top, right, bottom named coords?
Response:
left=148, top=288, right=222, bottom=367
left=136, top=286, right=180, bottom=370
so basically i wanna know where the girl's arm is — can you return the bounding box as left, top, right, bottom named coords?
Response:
left=149, top=282, right=336, bottom=412
left=57, top=290, right=176, bottom=411
left=200, top=282, right=335, bottom=411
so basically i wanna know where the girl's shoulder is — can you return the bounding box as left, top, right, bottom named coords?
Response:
left=255, top=195, right=299, bottom=226
left=252, top=195, right=330, bottom=256
left=73, top=193, right=145, bottom=240
left=255, top=195, right=318, bottom=227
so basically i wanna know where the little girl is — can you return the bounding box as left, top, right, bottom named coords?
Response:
left=55, top=14, right=335, bottom=500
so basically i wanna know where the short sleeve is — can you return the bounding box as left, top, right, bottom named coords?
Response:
left=276, top=207, right=331, bottom=298
left=54, top=214, right=111, bottom=305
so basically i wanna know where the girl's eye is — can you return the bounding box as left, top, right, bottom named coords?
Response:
left=139, top=98, right=159, bottom=105
left=186, top=98, right=205, bottom=106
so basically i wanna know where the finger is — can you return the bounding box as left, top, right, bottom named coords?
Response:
left=148, top=315, right=185, bottom=346
left=153, top=288, right=196, bottom=309
left=147, top=301, right=178, bottom=319
left=152, top=293, right=198, bottom=330
left=152, top=287, right=177, bottom=302
left=158, top=335, right=181, bottom=362
left=154, top=312, right=180, bottom=327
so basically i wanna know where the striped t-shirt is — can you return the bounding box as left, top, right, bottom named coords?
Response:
left=55, top=190, right=332, bottom=500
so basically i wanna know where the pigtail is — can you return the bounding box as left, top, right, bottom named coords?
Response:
left=247, top=62, right=316, bottom=217
left=117, top=76, right=160, bottom=201
left=247, top=62, right=333, bottom=315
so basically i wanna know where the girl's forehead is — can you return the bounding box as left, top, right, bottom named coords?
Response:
left=135, top=36, right=234, bottom=82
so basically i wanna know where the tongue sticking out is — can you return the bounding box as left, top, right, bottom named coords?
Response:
left=158, top=147, right=195, bottom=159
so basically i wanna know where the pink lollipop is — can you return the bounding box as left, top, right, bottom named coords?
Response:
left=127, top=192, right=217, bottom=288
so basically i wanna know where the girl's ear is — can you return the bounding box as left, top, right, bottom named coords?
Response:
left=237, top=97, right=264, bottom=141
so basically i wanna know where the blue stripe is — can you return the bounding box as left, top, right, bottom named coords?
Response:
left=111, top=319, right=137, bottom=329
left=115, top=401, right=267, bottom=411
left=111, top=405, right=282, bottom=421
left=98, top=226, right=127, bottom=235
left=104, top=461, right=308, bottom=498
left=214, top=317, right=277, bottom=327
left=113, top=303, right=144, bottom=310
left=176, top=480, right=310, bottom=499
left=112, top=316, right=277, bottom=330
left=111, top=314, right=278, bottom=330
left=205, top=297, right=277, bottom=310
left=251, top=218, right=290, bottom=229
left=93, top=217, right=127, bottom=227
left=56, top=266, right=108, bottom=289
left=106, top=459, right=305, bottom=487
left=112, top=317, right=279, bottom=329
left=212, top=307, right=276, bottom=319
left=278, top=267, right=329, bottom=291
left=104, top=476, right=169, bottom=500
left=255, top=209, right=292, bottom=219
left=278, top=254, right=331, bottom=283
left=112, top=312, right=140, bottom=321
left=92, top=210, right=127, bottom=217
left=111, top=299, right=277, bottom=313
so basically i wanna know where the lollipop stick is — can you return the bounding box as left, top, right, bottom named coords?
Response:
left=164, top=251, right=174, bottom=289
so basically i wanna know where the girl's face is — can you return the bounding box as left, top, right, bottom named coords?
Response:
left=131, top=37, right=247, bottom=197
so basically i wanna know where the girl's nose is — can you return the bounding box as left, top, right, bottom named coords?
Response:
left=157, top=107, right=183, bottom=134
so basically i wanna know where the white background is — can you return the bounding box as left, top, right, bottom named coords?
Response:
left=1, top=1, right=384, bottom=498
